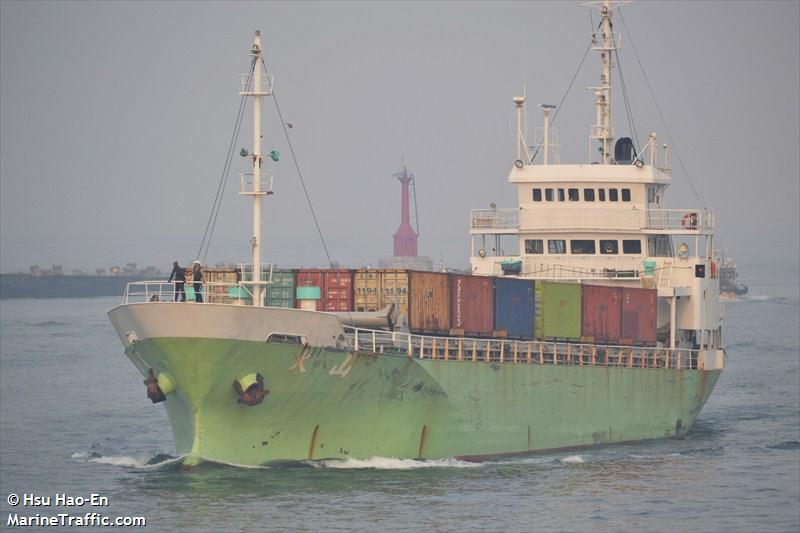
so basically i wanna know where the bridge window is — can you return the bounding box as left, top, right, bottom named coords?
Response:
left=584, top=189, right=595, bottom=201
left=548, top=239, right=566, bottom=254
left=647, top=235, right=673, bottom=257
left=600, top=239, right=618, bottom=254
left=525, top=239, right=544, bottom=254
left=609, top=188, right=619, bottom=201
left=533, top=188, right=542, bottom=202
left=621, top=188, right=631, bottom=202
left=558, top=188, right=565, bottom=201
left=598, top=189, right=606, bottom=201
left=545, top=188, right=554, bottom=201
left=568, top=188, right=579, bottom=201
left=570, top=240, right=596, bottom=254
left=622, top=239, right=642, bottom=254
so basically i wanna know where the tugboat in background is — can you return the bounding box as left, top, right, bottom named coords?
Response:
left=719, top=254, right=748, bottom=300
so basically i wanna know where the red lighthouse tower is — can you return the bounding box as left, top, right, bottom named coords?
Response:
left=392, top=165, right=418, bottom=257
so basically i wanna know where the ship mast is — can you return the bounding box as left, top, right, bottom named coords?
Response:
left=241, top=31, right=271, bottom=306
left=588, top=0, right=624, bottom=164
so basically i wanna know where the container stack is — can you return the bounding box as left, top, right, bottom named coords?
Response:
left=242, top=266, right=659, bottom=347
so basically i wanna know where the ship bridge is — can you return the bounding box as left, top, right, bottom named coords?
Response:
left=470, top=129, right=716, bottom=288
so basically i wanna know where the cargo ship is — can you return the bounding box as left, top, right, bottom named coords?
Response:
left=108, top=1, right=723, bottom=466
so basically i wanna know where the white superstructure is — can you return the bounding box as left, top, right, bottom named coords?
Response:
left=469, top=0, right=723, bottom=369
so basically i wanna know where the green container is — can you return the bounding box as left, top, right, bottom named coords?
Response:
left=643, top=259, right=657, bottom=276
left=536, top=281, right=582, bottom=340
left=228, top=286, right=251, bottom=300
left=266, top=269, right=296, bottom=308
left=296, top=286, right=321, bottom=300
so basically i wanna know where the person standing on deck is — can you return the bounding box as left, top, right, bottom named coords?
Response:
left=167, top=260, right=186, bottom=302
left=192, top=260, right=203, bottom=303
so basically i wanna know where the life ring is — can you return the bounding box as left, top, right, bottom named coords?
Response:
left=681, top=212, right=697, bottom=229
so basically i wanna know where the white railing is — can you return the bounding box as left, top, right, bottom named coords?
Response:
left=523, top=256, right=641, bottom=280
left=644, top=208, right=714, bottom=232
left=123, top=281, right=253, bottom=305
left=238, top=263, right=274, bottom=285
left=470, top=207, right=714, bottom=234
left=239, top=73, right=273, bottom=95
left=239, top=174, right=274, bottom=195
left=476, top=256, right=641, bottom=280
left=343, top=326, right=700, bottom=370
left=470, top=209, right=519, bottom=232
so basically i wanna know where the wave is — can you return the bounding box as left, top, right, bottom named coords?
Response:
left=766, top=440, right=800, bottom=451
left=71, top=451, right=183, bottom=469
left=311, top=456, right=482, bottom=470
left=559, top=455, right=584, bottom=464
left=732, top=295, right=797, bottom=305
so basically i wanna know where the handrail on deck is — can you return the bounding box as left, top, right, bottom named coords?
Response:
left=123, top=281, right=253, bottom=305
left=342, top=325, right=700, bottom=370
left=470, top=207, right=714, bottom=234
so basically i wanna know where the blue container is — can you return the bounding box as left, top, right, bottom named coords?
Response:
left=493, top=277, right=535, bottom=339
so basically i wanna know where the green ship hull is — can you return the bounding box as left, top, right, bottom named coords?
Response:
left=111, top=303, right=719, bottom=465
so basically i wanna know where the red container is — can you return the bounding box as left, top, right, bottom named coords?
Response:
left=295, top=269, right=354, bottom=312
left=324, top=269, right=354, bottom=312
left=621, top=287, right=657, bottom=345
left=450, top=275, right=494, bottom=336
left=581, top=285, right=622, bottom=343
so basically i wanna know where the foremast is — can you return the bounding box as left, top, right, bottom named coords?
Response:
left=239, top=31, right=273, bottom=306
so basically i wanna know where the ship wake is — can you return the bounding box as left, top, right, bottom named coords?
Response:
left=71, top=451, right=184, bottom=470
left=311, top=457, right=482, bottom=470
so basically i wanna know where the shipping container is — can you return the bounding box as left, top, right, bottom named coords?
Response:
left=294, top=268, right=325, bottom=311
left=493, top=277, right=535, bottom=340
left=381, top=269, right=410, bottom=319
left=408, top=271, right=450, bottom=334
left=354, top=269, right=409, bottom=318
left=449, top=275, right=494, bottom=336
left=295, top=269, right=354, bottom=312
left=536, top=281, right=582, bottom=340
left=202, top=267, right=241, bottom=304
left=354, top=270, right=381, bottom=312
left=581, top=285, right=622, bottom=343
left=266, top=269, right=295, bottom=308
left=324, top=269, right=354, bottom=312
left=621, top=287, right=657, bottom=345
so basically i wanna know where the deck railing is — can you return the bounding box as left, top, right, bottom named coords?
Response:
left=470, top=209, right=519, bottom=232
left=343, top=326, right=699, bottom=370
left=470, top=207, right=714, bottom=234
left=123, top=281, right=253, bottom=305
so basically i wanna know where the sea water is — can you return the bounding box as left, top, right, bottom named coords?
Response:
left=1, top=271, right=798, bottom=532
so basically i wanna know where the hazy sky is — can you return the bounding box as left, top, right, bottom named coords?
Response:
left=1, top=0, right=798, bottom=274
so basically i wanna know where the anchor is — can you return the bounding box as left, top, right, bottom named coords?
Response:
left=143, top=368, right=166, bottom=403
left=233, top=373, right=269, bottom=406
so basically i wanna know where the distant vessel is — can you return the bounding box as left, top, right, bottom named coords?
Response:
left=719, top=256, right=748, bottom=300
left=108, top=1, right=723, bottom=466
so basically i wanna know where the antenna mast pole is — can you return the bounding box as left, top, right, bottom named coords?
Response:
left=589, top=0, right=618, bottom=164
left=241, top=31, right=267, bottom=306
left=513, top=96, right=527, bottom=163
